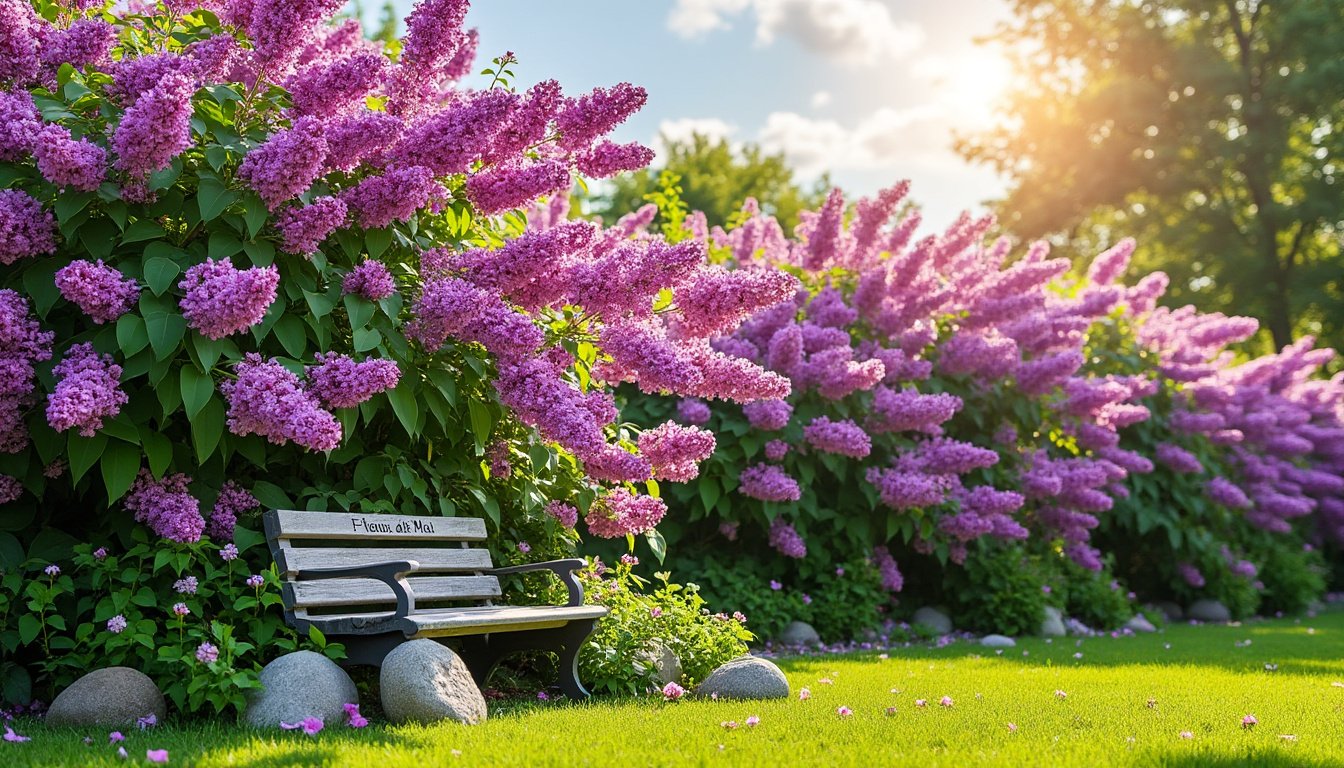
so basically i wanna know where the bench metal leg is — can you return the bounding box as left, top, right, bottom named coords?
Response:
left=339, top=632, right=405, bottom=667
left=453, top=620, right=598, bottom=699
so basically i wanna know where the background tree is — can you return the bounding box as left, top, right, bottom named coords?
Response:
left=592, top=133, right=829, bottom=233
left=960, top=0, right=1344, bottom=354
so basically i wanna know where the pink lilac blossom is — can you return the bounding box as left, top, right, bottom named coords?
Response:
left=1155, top=443, right=1204, bottom=474
left=867, top=465, right=955, bottom=510
left=394, top=89, right=518, bottom=175
left=1178, top=562, right=1205, bottom=588
left=553, top=83, right=647, bottom=151
left=1206, top=476, right=1252, bottom=509
left=207, top=480, right=257, bottom=540
left=0, top=475, right=20, bottom=504
left=276, top=196, right=347, bottom=255
left=54, top=260, right=139, bottom=324
left=124, top=470, right=206, bottom=543
left=344, top=702, right=368, bottom=728
left=868, top=387, right=962, bottom=435
left=33, top=124, right=106, bottom=192
left=238, top=116, right=328, bottom=209
left=112, top=72, right=195, bottom=178
left=873, top=546, right=903, bottom=592
left=546, top=500, right=578, bottom=529
left=637, top=422, right=716, bottom=482
left=0, top=189, right=57, bottom=265
left=46, top=343, right=128, bottom=437
left=465, top=160, right=572, bottom=215
left=764, top=439, right=789, bottom=461
left=110, top=52, right=198, bottom=107
left=743, top=399, right=792, bottom=431
left=342, top=165, right=445, bottom=229
left=323, top=111, right=403, bottom=172
left=236, top=0, right=347, bottom=75
left=178, top=259, right=280, bottom=339
left=585, top=489, right=667, bottom=538
left=768, top=518, right=807, bottom=558
left=220, top=354, right=342, bottom=452
left=342, top=260, right=396, bottom=301
left=39, top=18, right=116, bottom=78
left=575, top=140, right=655, bottom=178
left=408, top=276, right=543, bottom=359
left=305, top=353, right=401, bottom=409
left=0, top=90, right=40, bottom=161
left=195, top=642, right=218, bottom=663
left=285, top=52, right=387, bottom=118
left=737, top=463, right=801, bottom=502
left=677, top=397, right=711, bottom=425
left=677, top=267, right=799, bottom=339
left=0, top=0, right=42, bottom=84
left=802, top=416, right=871, bottom=458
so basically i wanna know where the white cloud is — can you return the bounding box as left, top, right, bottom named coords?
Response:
left=667, top=0, right=923, bottom=66
left=757, top=105, right=942, bottom=177
left=657, top=117, right=739, bottom=145
left=810, top=90, right=832, bottom=108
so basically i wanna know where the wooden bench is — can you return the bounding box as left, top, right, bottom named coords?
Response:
left=263, top=510, right=607, bottom=698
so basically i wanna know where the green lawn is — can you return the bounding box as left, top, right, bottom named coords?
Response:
left=7, top=610, right=1344, bottom=767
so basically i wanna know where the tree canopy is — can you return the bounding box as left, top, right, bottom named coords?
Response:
left=960, top=0, right=1344, bottom=353
left=592, top=133, right=828, bottom=234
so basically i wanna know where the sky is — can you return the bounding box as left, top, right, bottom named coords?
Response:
left=364, top=0, right=1017, bottom=229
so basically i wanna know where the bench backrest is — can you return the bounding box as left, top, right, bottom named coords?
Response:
left=264, top=510, right=500, bottom=619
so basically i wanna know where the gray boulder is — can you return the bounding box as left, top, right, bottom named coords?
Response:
left=380, top=640, right=486, bottom=725
left=777, top=621, right=822, bottom=646
left=638, top=641, right=682, bottom=686
left=1039, top=606, right=1066, bottom=637
left=1154, top=601, right=1184, bottom=622
left=1188, top=599, right=1231, bottom=623
left=1125, top=614, right=1157, bottom=633
left=695, top=656, right=789, bottom=700
left=912, top=607, right=953, bottom=635
left=244, top=651, right=357, bottom=729
left=980, top=634, right=1016, bottom=648
left=46, top=667, right=166, bottom=728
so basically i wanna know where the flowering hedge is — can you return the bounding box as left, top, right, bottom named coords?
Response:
left=0, top=0, right=783, bottom=711
left=623, top=183, right=1340, bottom=631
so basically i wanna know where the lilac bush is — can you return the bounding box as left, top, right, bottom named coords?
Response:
left=0, top=0, right=776, bottom=711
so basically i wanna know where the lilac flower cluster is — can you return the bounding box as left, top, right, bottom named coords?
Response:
left=207, top=481, right=258, bottom=541
left=112, top=72, right=195, bottom=178
left=178, top=259, right=279, bottom=339
left=276, top=197, right=347, bottom=256
left=219, top=355, right=341, bottom=452
left=33, top=124, right=106, bottom=191
left=342, top=260, right=397, bottom=301
left=802, top=417, right=871, bottom=459
left=738, top=463, right=801, bottom=503
left=0, top=189, right=56, bottom=265
left=124, top=470, right=206, bottom=543
left=768, top=517, right=806, bottom=558
left=637, top=422, right=716, bottom=482
left=585, top=489, right=667, bottom=538
left=54, top=260, right=139, bottom=324
left=0, top=290, right=53, bottom=453
left=46, top=343, right=128, bottom=437
left=305, top=353, right=401, bottom=409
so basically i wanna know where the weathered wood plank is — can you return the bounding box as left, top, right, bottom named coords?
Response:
left=275, top=547, right=494, bottom=576
left=265, top=510, right=487, bottom=541
left=307, top=605, right=608, bottom=637
left=286, top=575, right=501, bottom=608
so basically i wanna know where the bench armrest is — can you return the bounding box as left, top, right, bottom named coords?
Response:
left=489, top=558, right=587, bottom=607
left=300, top=560, right=420, bottom=618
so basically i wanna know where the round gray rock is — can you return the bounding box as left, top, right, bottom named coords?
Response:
left=695, top=656, right=789, bottom=700
left=1039, top=606, right=1066, bottom=637
left=1125, top=614, right=1157, bottom=633
left=912, top=607, right=953, bottom=634
left=777, top=620, right=822, bottom=646
left=640, top=641, right=682, bottom=686
left=1187, top=599, right=1231, bottom=623
left=980, top=634, right=1016, bottom=648
left=46, top=667, right=166, bottom=728
left=380, top=640, right=486, bottom=724
left=1153, top=601, right=1184, bottom=622
left=243, top=651, right=357, bottom=729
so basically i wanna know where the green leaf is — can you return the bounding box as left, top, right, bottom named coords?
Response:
left=115, top=314, right=149, bottom=358
left=68, top=432, right=108, bottom=484
left=250, top=481, right=291, bottom=510
left=353, top=327, right=380, bottom=352
left=196, top=173, right=239, bottom=222
left=143, top=257, right=181, bottom=296
left=343, top=294, right=374, bottom=330
left=365, top=229, right=392, bottom=259
left=242, top=192, right=268, bottom=238
left=140, top=428, right=173, bottom=478
left=644, top=528, right=667, bottom=563
left=304, top=290, right=335, bottom=319
left=180, top=365, right=214, bottom=419
left=18, top=614, right=40, bottom=646
left=23, top=260, right=61, bottom=316
left=273, top=315, right=307, bottom=358
left=468, top=399, right=493, bottom=451
left=54, top=192, right=94, bottom=224
left=192, top=397, right=225, bottom=463
left=100, top=440, right=142, bottom=504
left=145, top=312, right=187, bottom=360
left=121, top=219, right=165, bottom=245
left=386, top=380, right=421, bottom=438
left=699, top=478, right=721, bottom=514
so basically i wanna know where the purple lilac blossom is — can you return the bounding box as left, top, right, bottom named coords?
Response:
left=220, top=354, right=342, bottom=451
left=46, top=343, right=128, bottom=437
left=54, top=260, right=139, bottom=324
left=178, top=259, right=280, bottom=339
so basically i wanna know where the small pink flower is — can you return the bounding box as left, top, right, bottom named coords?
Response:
left=1073, top=652, right=1083, bottom=659
left=661, top=682, right=685, bottom=702
left=835, top=567, right=845, bottom=576
left=884, top=706, right=897, bottom=716
left=650, top=607, right=663, bottom=618
left=171, top=603, right=189, bottom=617
left=344, top=703, right=367, bottom=728
left=516, top=541, right=531, bottom=553
left=3, top=725, right=30, bottom=742
left=769, top=580, right=782, bottom=591
left=1007, top=723, right=1018, bottom=733
left=1055, top=690, right=1067, bottom=699
left=1179, top=731, right=1193, bottom=740
left=146, top=750, right=169, bottom=763
left=1242, top=714, right=1257, bottom=729
left=721, top=720, right=739, bottom=730
left=136, top=714, right=157, bottom=729
left=745, top=716, right=760, bottom=727
left=818, top=678, right=833, bottom=685
left=109, top=731, right=125, bottom=743
left=915, top=699, right=928, bottom=708
left=280, top=716, right=324, bottom=735
left=939, top=696, right=953, bottom=707
left=537, top=691, right=549, bottom=701
left=620, top=554, right=639, bottom=566
left=117, top=746, right=128, bottom=758
left=836, top=706, right=853, bottom=717
left=799, top=687, right=811, bottom=700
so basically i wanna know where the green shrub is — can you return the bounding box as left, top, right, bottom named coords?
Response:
left=1253, top=543, right=1326, bottom=616
left=946, top=544, right=1047, bottom=636
left=1055, top=558, right=1133, bottom=630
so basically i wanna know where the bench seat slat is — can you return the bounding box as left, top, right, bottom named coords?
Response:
left=307, top=605, right=608, bottom=638
left=286, top=575, right=502, bottom=608
left=276, top=547, right=494, bottom=576
left=267, top=510, right=487, bottom=541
